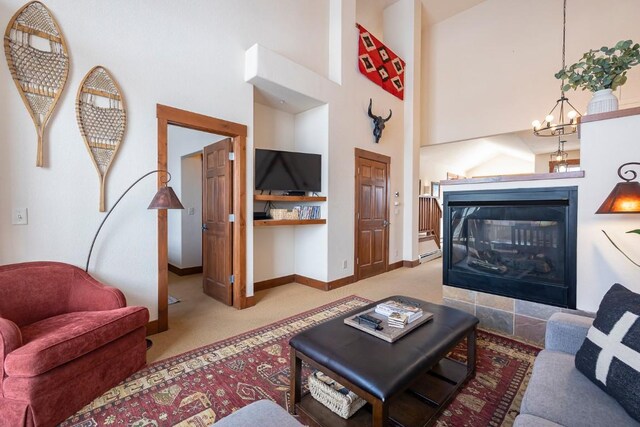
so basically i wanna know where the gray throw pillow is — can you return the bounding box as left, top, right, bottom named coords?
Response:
left=575, top=283, right=640, bottom=422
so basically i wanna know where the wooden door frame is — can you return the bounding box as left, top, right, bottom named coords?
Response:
left=353, top=148, right=391, bottom=282
left=156, top=104, right=248, bottom=334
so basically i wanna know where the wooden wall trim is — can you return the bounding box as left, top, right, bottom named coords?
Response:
left=254, top=274, right=356, bottom=292
left=157, top=104, right=247, bottom=137
left=578, top=106, right=640, bottom=125
left=232, top=135, right=248, bottom=309
left=146, top=320, right=159, bottom=336
left=254, top=275, right=296, bottom=292
left=326, top=275, right=355, bottom=290
left=168, top=264, right=203, bottom=276
left=157, top=116, right=169, bottom=333
left=157, top=104, right=248, bottom=334
left=388, top=261, right=403, bottom=271
left=402, top=259, right=420, bottom=268
left=294, top=275, right=326, bottom=291
left=354, top=147, right=391, bottom=164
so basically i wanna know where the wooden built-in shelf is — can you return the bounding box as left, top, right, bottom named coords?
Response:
left=254, top=219, right=326, bottom=227
left=254, top=194, right=327, bottom=202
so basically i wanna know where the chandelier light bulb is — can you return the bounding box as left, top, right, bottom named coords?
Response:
left=532, top=120, right=541, bottom=129
left=556, top=154, right=563, bottom=161
left=545, top=115, right=554, bottom=123
left=568, top=110, right=577, bottom=119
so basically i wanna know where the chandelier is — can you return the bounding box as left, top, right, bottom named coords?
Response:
left=550, top=138, right=569, bottom=172
left=532, top=0, right=581, bottom=137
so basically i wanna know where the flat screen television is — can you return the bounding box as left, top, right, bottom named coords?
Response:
left=255, top=149, right=321, bottom=193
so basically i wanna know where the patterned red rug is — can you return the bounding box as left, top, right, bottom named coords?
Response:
left=60, top=296, right=540, bottom=427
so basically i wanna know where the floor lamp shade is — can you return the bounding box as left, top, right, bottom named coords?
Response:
left=148, top=186, right=184, bottom=210
left=596, top=162, right=640, bottom=214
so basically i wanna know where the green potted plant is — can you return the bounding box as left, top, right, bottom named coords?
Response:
left=555, top=40, right=640, bottom=114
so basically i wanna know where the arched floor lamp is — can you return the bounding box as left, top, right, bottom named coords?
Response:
left=85, top=169, right=184, bottom=272
left=85, top=170, right=184, bottom=350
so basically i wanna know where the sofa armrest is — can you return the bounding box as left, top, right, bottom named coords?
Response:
left=545, top=312, right=593, bottom=355
left=66, top=270, right=127, bottom=312
left=0, top=317, right=22, bottom=393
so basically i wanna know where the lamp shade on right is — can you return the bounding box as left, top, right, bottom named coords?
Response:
left=596, top=181, right=640, bottom=214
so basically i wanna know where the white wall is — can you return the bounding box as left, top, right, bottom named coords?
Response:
left=420, top=133, right=535, bottom=187
left=180, top=154, right=203, bottom=268
left=441, top=114, right=640, bottom=311
left=466, top=154, right=534, bottom=178
left=167, top=126, right=223, bottom=268
left=294, top=105, right=329, bottom=281
left=424, top=0, right=640, bottom=145
left=0, top=0, right=331, bottom=321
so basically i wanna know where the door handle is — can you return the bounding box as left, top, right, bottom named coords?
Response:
left=202, top=223, right=208, bottom=231
left=383, top=219, right=390, bottom=227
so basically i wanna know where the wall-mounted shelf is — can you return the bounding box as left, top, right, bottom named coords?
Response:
left=254, top=219, right=326, bottom=227
left=254, top=195, right=327, bottom=202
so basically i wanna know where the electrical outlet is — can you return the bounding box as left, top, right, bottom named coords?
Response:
left=12, top=208, right=28, bottom=225
left=188, top=207, right=195, bottom=215
left=342, top=260, right=348, bottom=269
left=394, top=249, right=398, bottom=257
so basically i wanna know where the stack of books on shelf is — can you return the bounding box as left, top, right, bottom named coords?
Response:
left=293, top=205, right=321, bottom=220
left=374, top=300, right=423, bottom=329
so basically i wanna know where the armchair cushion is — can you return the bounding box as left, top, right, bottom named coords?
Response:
left=575, top=283, right=640, bottom=422
left=5, top=306, right=148, bottom=377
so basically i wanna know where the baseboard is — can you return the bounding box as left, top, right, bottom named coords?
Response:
left=294, top=274, right=327, bottom=290
left=146, top=320, right=159, bottom=336
left=253, top=274, right=355, bottom=292
left=168, top=264, right=203, bottom=276
left=254, top=274, right=296, bottom=292
left=402, top=259, right=420, bottom=268
left=326, top=275, right=355, bottom=290
left=388, top=261, right=403, bottom=271
left=245, top=296, right=256, bottom=307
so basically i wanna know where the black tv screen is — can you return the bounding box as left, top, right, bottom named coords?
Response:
left=255, top=149, right=321, bottom=192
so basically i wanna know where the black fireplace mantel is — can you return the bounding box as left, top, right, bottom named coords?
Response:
left=443, top=187, right=578, bottom=309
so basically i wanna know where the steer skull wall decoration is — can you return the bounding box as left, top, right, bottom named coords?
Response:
left=368, top=98, right=392, bottom=143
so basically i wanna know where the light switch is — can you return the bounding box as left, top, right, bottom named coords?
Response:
left=188, top=207, right=195, bottom=215
left=12, top=208, right=28, bottom=225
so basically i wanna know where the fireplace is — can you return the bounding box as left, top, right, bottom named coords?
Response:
left=443, top=187, right=577, bottom=309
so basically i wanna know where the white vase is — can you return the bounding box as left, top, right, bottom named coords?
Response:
left=586, top=89, right=619, bottom=115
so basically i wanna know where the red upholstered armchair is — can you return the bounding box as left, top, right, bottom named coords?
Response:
left=0, top=262, right=149, bottom=427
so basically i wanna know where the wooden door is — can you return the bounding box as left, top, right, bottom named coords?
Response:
left=202, top=138, right=233, bottom=305
left=355, top=150, right=390, bottom=280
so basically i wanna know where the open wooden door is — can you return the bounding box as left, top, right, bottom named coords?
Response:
left=202, top=138, right=233, bottom=305
left=355, top=149, right=390, bottom=281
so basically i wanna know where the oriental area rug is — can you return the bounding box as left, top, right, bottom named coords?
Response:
left=60, top=296, right=540, bottom=427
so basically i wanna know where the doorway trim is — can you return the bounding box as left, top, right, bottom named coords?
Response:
left=353, top=148, right=391, bottom=282
left=155, top=104, right=248, bottom=334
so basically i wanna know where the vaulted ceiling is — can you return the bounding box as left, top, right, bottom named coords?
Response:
left=381, top=0, right=486, bottom=25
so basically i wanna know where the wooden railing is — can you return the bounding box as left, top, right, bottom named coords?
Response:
left=418, top=196, right=442, bottom=248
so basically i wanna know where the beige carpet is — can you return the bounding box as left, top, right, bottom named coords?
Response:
left=147, top=261, right=443, bottom=362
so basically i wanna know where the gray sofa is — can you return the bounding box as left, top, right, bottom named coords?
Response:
left=213, top=400, right=301, bottom=426
left=515, top=312, right=639, bottom=427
